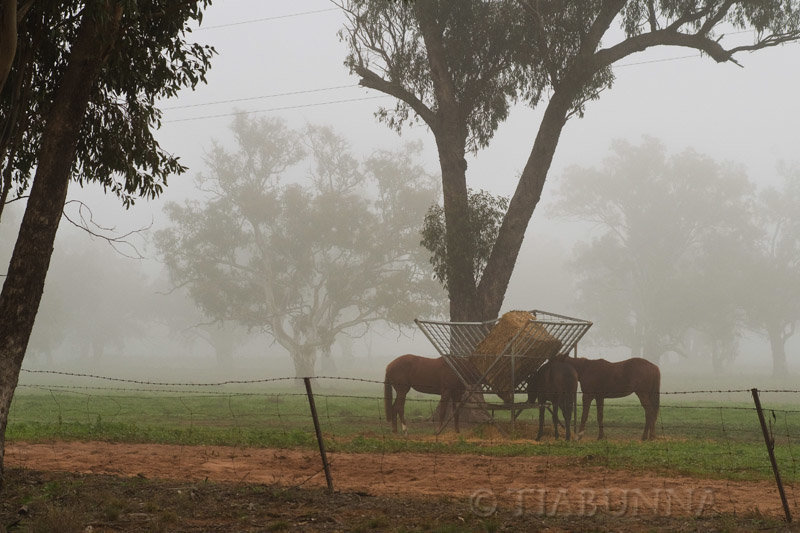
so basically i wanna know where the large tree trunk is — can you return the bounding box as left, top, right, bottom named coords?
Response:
left=415, top=3, right=480, bottom=322
left=767, top=323, right=789, bottom=379
left=0, top=5, right=121, bottom=489
left=0, top=0, right=18, bottom=94
left=436, top=134, right=481, bottom=322
left=290, top=346, right=317, bottom=378
left=477, top=87, right=576, bottom=320
left=476, top=0, right=625, bottom=320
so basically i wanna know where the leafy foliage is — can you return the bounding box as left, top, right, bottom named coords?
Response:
left=0, top=0, right=215, bottom=210
left=156, top=116, right=445, bottom=375
left=339, top=0, right=551, bottom=152
left=337, top=0, right=800, bottom=322
left=737, top=163, right=800, bottom=374
left=420, top=189, right=509, bottom=291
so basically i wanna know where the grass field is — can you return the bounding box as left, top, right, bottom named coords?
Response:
left=8, top=381, right=800, bottom=485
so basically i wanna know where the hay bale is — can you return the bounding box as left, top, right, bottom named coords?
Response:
left=471, top=311, right=562, bottom=403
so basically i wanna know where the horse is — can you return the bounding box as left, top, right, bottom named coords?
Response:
left=384, top=354, right=465, bottom=434
left=563, top=355, right=661, bottom=441
left=527, top=357, right=578, bottom=440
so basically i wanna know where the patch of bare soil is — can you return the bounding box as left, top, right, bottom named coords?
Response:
left=5, top=440, right=797, bottom=525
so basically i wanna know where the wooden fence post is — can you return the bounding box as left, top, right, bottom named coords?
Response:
left=752, top=388, right=791, bottom=522
left=304, top=377, right=333, bottom=493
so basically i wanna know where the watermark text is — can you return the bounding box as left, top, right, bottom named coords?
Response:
left=469, top=486, right=715, bottom=517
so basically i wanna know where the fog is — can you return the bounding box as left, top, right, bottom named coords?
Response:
left=5, top=0, right=800, bottom=389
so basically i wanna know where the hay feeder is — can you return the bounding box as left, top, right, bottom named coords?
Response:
left=415, top=310, right=593, bottom=410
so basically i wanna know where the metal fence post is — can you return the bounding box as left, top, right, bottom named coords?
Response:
left=751, top=388, right=791, bottom=522
left=304, top=377, right=334, bottom=493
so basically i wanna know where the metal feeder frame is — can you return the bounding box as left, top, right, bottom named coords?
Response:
left=415, top=310, right=592, bottom=431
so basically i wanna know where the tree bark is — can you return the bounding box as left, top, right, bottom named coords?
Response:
left=436, top=134, right=480, bottom=321
left=767, top=323, right=789, bottom=379
left=477, top=86, right=576, bottom=319
left=0, top=4, right=121, bottom=489
left=415, top=3, right=480, bottom=321
left=0, top=0, right=18, bottom=95
left=290, top=346, right=317, bottom=378
left=476, top=2, right=628, bottom=320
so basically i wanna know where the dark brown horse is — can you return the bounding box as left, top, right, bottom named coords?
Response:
left=564, top=355, right=660, bottom=441
left=384, top=354, right=465, bottom=433
left=527, top=357, right=578, bottom=440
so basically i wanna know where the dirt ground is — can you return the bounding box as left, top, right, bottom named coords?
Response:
left=6, top=440, right=797, bottom=521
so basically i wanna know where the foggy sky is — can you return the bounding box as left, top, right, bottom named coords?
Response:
left=7, top=0, right=800, bottom=379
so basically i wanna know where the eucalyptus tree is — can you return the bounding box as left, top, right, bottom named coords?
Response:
left=0, top=1, right=33, bottom=97
left=338, top=0, right=800, bottom=322
left=0, top=0, right=214, bottom=488
left=552, top=138, right=753, bottom=365
left=739, top=164, right=800, bottom=377
left=156, top=117, right=444, bottom=377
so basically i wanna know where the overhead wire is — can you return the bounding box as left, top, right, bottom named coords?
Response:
left=196, top=7, right=340, bottom=31
left=163, top=11, right=768, bottom=123
left=162, top=95, right=391, bottom=124
left=161, top=84, right=360, bottom=110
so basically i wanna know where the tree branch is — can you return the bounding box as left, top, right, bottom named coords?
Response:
left=354, top=65, right=436, bottom=127
left=62, top=200, right=150, bottom=259
left=593, top=28, right=743, bottom=68
left=579, top=0, right=628, bottom=59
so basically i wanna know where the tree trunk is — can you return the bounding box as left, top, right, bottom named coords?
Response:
left=415, top=3, right=480, bottom=322
left=710, top=344, right=725, bottom=375
left=319, top=344, right=337, bottom=375
left=431, top=387, right=491, bottom=427
left=642, top=333, right=661, bottom=365
left=437, top=134, right=481, bottom=321
left=477, top=87, right=576, bottom=319
left=767, top=323, right=789, bottom=378
left=290, top=346, right=317, bottom=378
left=0, top=5, right=121, bottom=489
left=0, top=0, right=18, bottom=94
left=91, top=338, right=105, bottom=362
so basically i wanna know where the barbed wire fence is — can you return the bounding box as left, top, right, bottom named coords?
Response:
left=7, top=369, right=800, bottom=521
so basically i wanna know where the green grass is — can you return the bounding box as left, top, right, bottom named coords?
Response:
left=8, top=385, right=800, bottom=484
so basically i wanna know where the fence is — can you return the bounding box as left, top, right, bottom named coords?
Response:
left=7, top=369, right=800, bottom=521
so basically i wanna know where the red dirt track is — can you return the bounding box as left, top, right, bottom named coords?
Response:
left=6, top=441, right=794, bottom=518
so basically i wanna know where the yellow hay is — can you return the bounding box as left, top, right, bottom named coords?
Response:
left=472, top=311, right=562, bottom=403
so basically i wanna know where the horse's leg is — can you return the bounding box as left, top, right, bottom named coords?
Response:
left=596, top=397, right=605, bottom=440
left=449, top=390, right=461, bottom=434
left=636, top=391, right=653, bottom=440
left=563, top=394, right=572, bottom=441
left=649, top=389, right=660, bottom=440
left=537, top=404, right=546, bottom=440
left=578, top=393, right=592, bottom=440
left=394, top=386, right=409, bottom=434
left=386, top=385, right=398, bottom=433
left=552, top=398, right=560, bottom=440
left=641, top=389, right=660, bottom=440
left=453, top=398, right=460, bottom=434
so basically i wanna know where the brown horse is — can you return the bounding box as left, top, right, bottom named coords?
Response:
left=384, top=354, right=465, bottom=433
left=527, top=357, right=578, bottom=440
left=563, top=355, right=660, bottom=441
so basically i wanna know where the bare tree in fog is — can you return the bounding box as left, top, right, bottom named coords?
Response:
left=338, top=0, right=800, bottom=324
left=553, top=138, right=752, bottom=366
left=739, top=164, right=800, bottom=377
left=150, top=276, right=252, bottom=369
left=28, top=241, right=150, bottom=363
left=156, top=116, right=445, bottom=377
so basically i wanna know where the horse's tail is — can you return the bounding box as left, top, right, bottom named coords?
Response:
left=651, top=365, right=661, bottom=415
left=653, top=376, right=661, bottom=413
left=384, top=380, right=394, bottom=422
